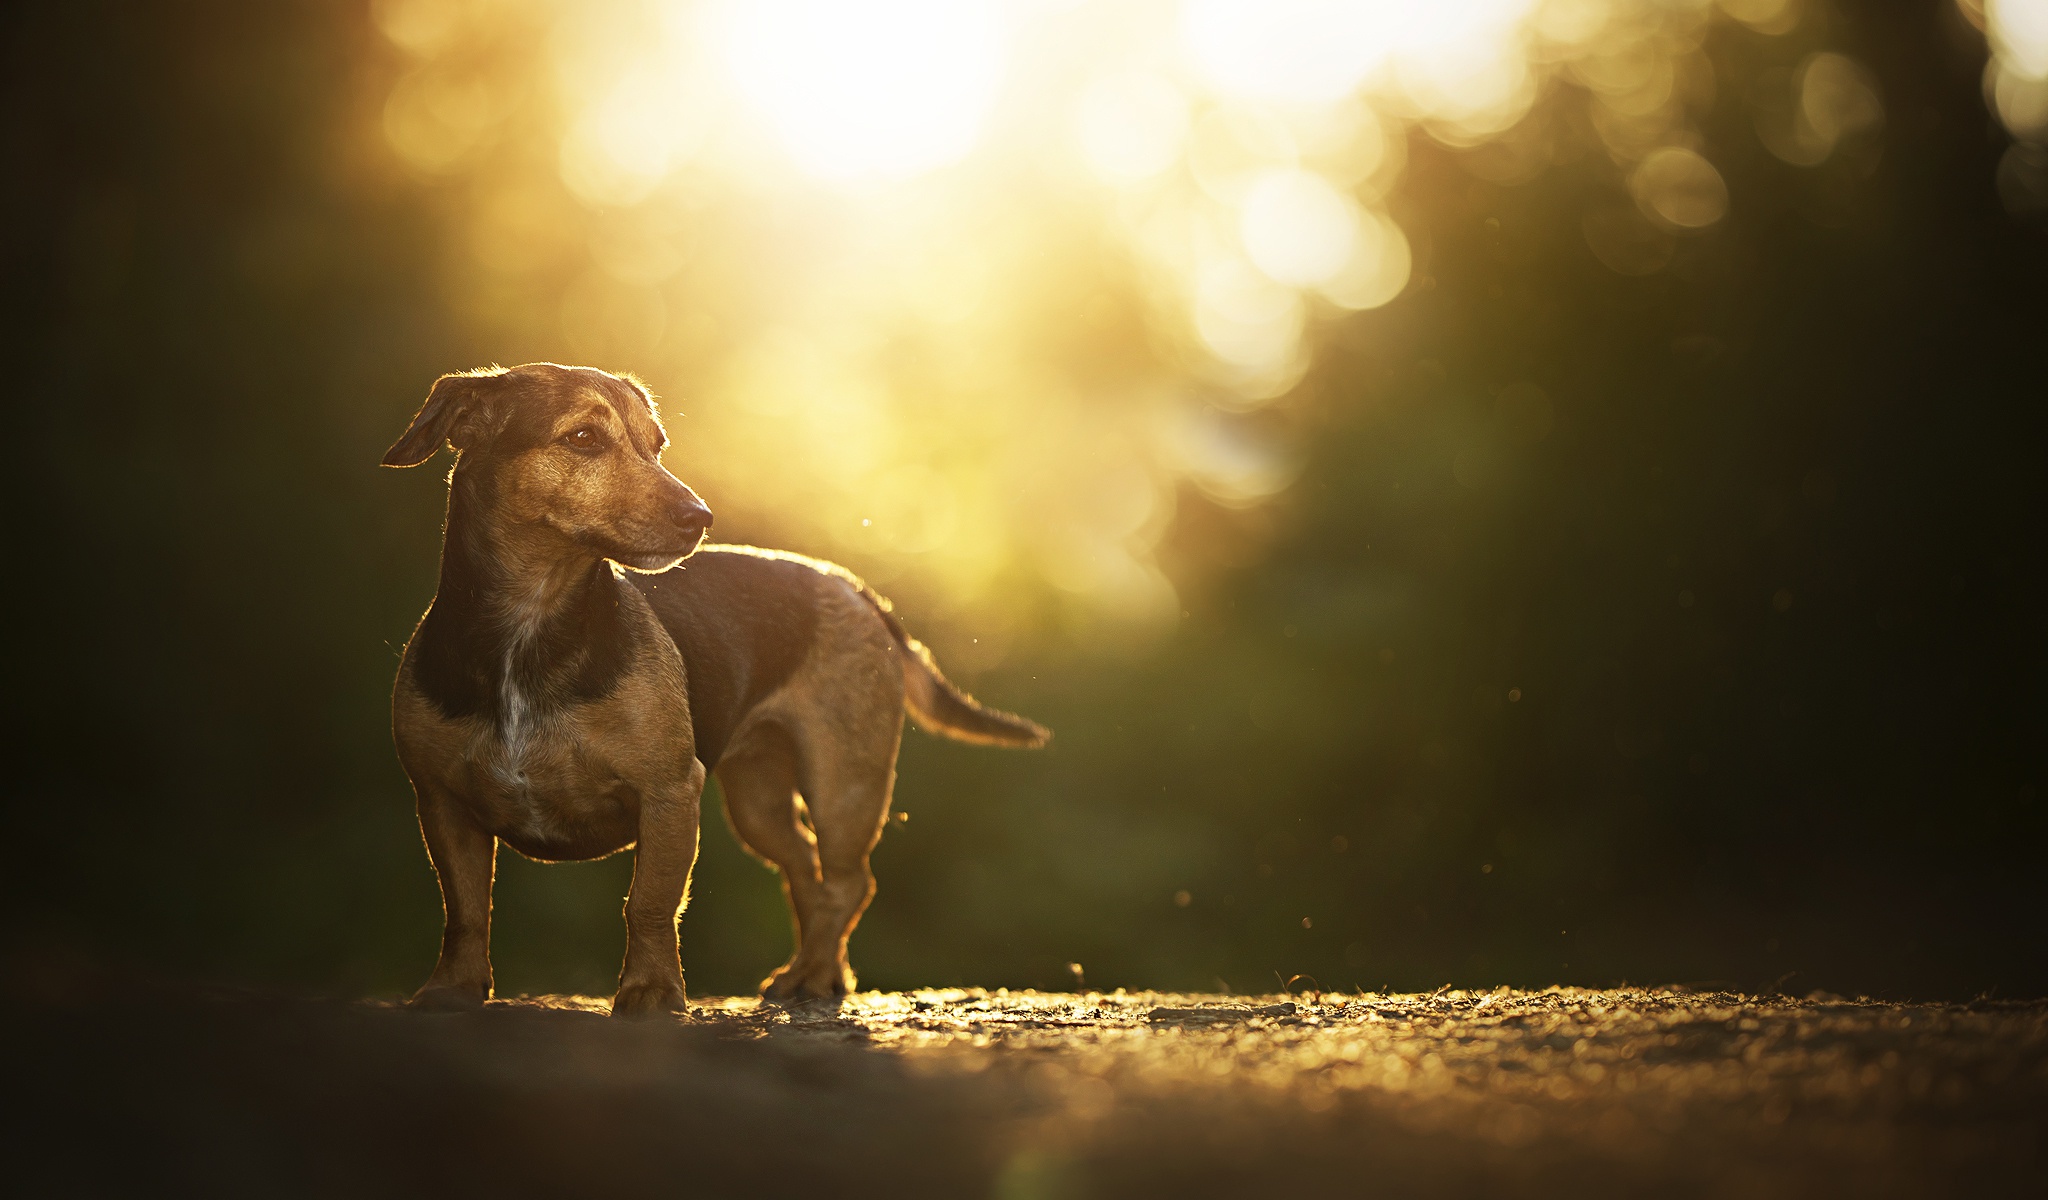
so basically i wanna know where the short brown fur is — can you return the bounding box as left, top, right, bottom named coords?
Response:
left=383, top=363, right=1048, bottom=1015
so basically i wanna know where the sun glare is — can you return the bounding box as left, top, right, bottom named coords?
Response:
left=715, top=0, right=1009, bottom=183
left=373, top=0, right=1893, bottom=638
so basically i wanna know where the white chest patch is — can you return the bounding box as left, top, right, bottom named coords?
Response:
left=497, top=653, right=532, bottom=771
left=492, top=609, right=546, bottom=801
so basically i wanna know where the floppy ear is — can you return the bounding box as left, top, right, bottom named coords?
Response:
left=381, top=370, right=502, bottom=468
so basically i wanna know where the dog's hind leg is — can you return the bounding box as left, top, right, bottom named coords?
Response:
left=748, top=578, right=907, bottom=1002
left=758, top=733, right=899, bottom=1002
left=715, top=728, right=828, bottom=993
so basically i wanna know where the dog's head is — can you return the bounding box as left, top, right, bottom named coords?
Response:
left=382, top=363, right=713, bottom=572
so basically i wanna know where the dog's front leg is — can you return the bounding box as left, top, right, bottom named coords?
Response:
left=613, top=759, right=705, bottom=1017
left=410, top=784, right=497, bottom=1009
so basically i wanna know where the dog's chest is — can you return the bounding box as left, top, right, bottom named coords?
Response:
left=398, top=664, right=691, bottom=857
left=395, top=583, right=693, bottom=856
left=461, top=711, right=631, bottom=847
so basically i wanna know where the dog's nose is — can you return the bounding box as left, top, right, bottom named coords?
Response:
left=669, top=494, right=713, bottom=536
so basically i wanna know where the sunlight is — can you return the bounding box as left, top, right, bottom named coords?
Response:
left=1076, top=71, right=1191, bottom=184
left=374, top=0, right=1862, bottom=638
left=560, top=66, right=704, bottom=206
left=714, top=0, right=1010, bottom=182
left=1179, top=0, right=1402, bottom=103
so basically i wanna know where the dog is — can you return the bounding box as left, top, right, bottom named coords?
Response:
left=381, top=363, right=1049, bottom=1016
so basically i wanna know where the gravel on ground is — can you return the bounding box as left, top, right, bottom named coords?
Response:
left=12, top=982, right=2045, bottom=1197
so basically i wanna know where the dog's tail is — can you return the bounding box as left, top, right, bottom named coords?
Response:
left=863, top=590, right=1051, bottom=749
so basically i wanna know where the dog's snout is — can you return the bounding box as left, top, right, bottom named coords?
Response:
left=669, top=492, right=713, bottom=537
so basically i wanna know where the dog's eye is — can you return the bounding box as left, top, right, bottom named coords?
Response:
left=562, top=427, right=605, bottom=453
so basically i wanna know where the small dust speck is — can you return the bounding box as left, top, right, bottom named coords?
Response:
left=1174, top=890, right=1192, bottom=908
left=1301, top=917, right=1313, bottom=929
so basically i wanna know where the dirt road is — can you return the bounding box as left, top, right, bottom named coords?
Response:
left=13, top=984, right=2044, bottom=1197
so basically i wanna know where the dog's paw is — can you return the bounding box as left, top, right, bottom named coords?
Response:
left=611, top=979, right=689, bottom=1019
left=759, top=963, right=853, bottom=1005
left=408, top=982, right=487, bottom=1011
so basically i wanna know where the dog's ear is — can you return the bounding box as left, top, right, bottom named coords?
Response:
left=381, top=370, right=503, bottom=468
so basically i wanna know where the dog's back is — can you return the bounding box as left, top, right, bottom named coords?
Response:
left=631, top=546, right=830, bottom=770
left=633, top=544, right=1048, bottom=770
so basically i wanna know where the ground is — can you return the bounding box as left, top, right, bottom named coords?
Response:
left=12, top=982, right=2045, bottom=1197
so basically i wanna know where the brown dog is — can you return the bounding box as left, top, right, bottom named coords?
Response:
left=381, top=363, right=1048, bottom=1016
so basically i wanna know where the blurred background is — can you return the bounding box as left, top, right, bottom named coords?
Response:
left=5, top=0, right=2044, bottom=1001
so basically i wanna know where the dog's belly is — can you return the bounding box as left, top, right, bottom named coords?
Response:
left=458, top=730, right=640, bottom=861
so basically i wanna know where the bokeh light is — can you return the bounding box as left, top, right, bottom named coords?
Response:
left=717, top=0, right=1010, bottom=182
left=1973, top=0, right=2048, bottom=212
left=1631, top=146, right=1728, bottom=228
left=371, top=0, right=1911, bottom=641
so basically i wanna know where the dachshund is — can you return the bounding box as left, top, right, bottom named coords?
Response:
left=381, top=363, right=1048, bottom=1015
